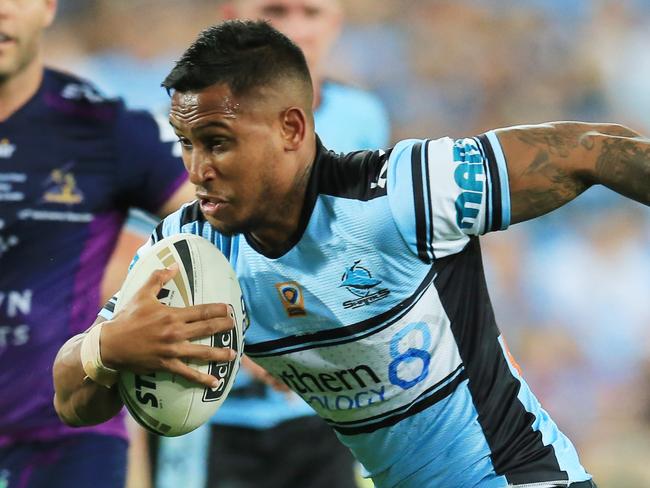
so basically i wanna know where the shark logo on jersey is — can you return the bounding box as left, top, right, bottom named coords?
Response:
left=275, top=281, right=306, bottom=317
left=42, top=164, right=84, bottom=205
left=0, top=139, right=16, bottom=159
left=340, top=260, right=390, bottom=309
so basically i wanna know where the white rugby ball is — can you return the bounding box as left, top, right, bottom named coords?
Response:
left=114, top=233, right=246, bottom=437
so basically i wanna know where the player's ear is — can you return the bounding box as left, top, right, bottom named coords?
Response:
left=280, top=107, right=308, bottom=152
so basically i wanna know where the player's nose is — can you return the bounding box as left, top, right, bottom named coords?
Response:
left=188, top=150, right=217, bottom=185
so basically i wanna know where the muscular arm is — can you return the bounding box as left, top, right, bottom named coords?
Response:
left=495, top=122, right=650, bottom=224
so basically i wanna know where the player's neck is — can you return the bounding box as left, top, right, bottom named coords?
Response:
left=0, top=55, right=44, bottom=122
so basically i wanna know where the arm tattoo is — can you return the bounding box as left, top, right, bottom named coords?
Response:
left=501, top=122, right=648, bottom=224
left=595, top=138, right=650, bottom=205
left=508, top=125, right=594, bottom=222
left=514, top=124, right=596, bottom=158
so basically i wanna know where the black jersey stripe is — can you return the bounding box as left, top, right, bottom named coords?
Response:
left=410, top=142, right=430, bottom=262
left=153, top=221, right=164, bottom=243
left=317, top=147, right=391, bottom=201
left=434, top=237, right=567, bottom=484
left=180, top=200, right=205, bottom=228
left=476, top=134, right=502, bottom=232
left=331, top=369, right=467, bottom=435
left=103, top=299, right=116, bottom=313
left=245, top=264, right=436, bottom=357
left=421, top=139, right=435, bottom=259
left=473, top=137, right=492, bottom=233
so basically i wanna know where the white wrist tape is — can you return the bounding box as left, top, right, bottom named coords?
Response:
left=80, top=323, right=119, bottom=388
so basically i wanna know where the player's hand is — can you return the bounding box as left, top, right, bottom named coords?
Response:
left=100, top=265, right=236, bottom=389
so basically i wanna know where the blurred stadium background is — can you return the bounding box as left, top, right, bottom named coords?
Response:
left=44, top=1, right=650, bottom=486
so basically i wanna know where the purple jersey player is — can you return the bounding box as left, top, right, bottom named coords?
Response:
left=0, top=2, right=192, bottom=487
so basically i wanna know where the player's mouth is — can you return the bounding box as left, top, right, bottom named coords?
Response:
left=197, top=193, right=230, bottom=216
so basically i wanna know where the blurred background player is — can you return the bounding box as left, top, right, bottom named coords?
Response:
left=154, top=1, right=389, bottom=487
left=0, top=1, right=193, bottom=487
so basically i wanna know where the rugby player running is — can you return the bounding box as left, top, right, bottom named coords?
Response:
left=53, top=21, right=648, bottom=488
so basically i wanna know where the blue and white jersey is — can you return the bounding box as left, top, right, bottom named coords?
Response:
left=102, top=135, right=590, bottom=487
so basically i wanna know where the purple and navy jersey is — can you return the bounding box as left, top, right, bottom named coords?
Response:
left=0, top=68, right=187, bottom=445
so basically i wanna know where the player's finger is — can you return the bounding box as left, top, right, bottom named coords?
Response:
left=163, top=357, right=226, bottom=389
left=138, top=264, right=179, bottom=299
left=176, top=343, right=237, bottom=363
left=177, top=302, right=232, bottom=323
left=182, top=316, right=234, bottom=340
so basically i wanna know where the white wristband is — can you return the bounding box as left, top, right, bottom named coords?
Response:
left=80, top=323, right=119, bottom=388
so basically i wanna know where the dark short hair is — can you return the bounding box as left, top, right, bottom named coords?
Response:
left=162, top=20, right=312, bottom=96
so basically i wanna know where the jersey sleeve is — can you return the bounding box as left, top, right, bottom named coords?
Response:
left=114, top=109, right=187, bottom=214
left=387, top=131, right=511, bottom=261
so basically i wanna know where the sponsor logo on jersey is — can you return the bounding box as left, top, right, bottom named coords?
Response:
left=42, top=166, right=84, bottom=205
left=17, top=209, right=93, bottom=222
left=0, top=173, right=25, bottom=202
left=0, top=138, right=16, bottom=159
left=278, top=363, right=386, bottom=411
left=275, top=281, right=306, bottom=317
left=340, top=260, right=390, bottom=309
left=453, top=139, right=485, bottom=230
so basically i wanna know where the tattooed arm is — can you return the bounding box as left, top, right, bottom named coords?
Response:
left=494, top=122, right=650, bottom=224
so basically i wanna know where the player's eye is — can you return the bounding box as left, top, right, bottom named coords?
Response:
left=210, top=139, right=228, bottom=154
left=177, top=137, right=192, bottom=150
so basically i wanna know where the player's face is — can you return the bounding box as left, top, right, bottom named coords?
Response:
left=169, top=84, right=294, bottom=236
left=0, top=0, right=56, bottom=81
left=232, top=0, right=342, bottom=73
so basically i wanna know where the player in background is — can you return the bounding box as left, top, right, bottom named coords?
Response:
left=51, top=20, right=650, bottom=487
left=0, top=1, right=193, bottom=487
left=154, top=1, right=389, bottom=487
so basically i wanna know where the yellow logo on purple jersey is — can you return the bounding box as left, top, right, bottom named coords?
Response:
left=42, top=168, right=83, bottom=204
